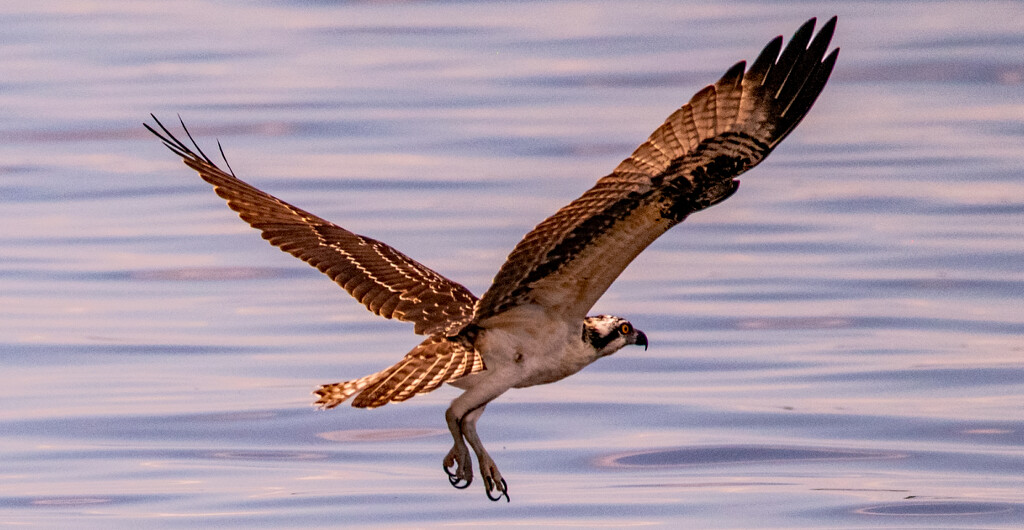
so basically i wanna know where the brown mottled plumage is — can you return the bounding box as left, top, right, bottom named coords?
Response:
left=147, top=17, right=838, bottom=502
left=474, top=18, right=837, bottom=321
left=313, top=334, right=483, bottom=409
left=146, top=126, right=479, bottom=338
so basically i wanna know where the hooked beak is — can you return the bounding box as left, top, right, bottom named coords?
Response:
left=634, top=330, right=648, bottom=351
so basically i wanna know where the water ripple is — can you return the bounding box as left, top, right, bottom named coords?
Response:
left=598, top=445, right=901, bottom=469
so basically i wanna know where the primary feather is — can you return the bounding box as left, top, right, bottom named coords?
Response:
left=147, top=17, right=839, bottom=502
left=474, top=17, right=837, bottom=323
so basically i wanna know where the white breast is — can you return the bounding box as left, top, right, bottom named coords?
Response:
left=472, top=305, right=599, bottom=389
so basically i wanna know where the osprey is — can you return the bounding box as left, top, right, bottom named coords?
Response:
left=147, top=17, right=838, bottom=502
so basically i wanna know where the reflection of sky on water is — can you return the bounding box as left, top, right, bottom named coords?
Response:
left=1, top=0, right=1023, bottom=526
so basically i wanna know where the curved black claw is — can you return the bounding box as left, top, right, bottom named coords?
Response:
left=443, top=462, right=471, bottom=489
left=485, top=477, right=510, bottom=502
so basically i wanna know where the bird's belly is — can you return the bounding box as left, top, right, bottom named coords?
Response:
left=512, top=339, right=596, bottom=387
left=467, top=309, right=597, bottom=390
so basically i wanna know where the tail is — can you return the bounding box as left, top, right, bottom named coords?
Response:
left=313, top=334, right=484, bottom=410
left=314, top=372, right=381, bottom=409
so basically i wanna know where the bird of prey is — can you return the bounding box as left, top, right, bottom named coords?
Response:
left=147, top=17, right=838, bottom=502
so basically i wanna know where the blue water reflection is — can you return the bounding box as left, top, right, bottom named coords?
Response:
left=1, top=0, right=1022, bottom=527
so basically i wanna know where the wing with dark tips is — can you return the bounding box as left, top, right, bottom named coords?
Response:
left=146, top=116, right=477, bottom=336
left=474, top=17, right=838, bottom=323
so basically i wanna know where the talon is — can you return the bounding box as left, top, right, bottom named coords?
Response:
left=449, top=475, right=471, bottom=489
left=443, top=462, right=471, bottom=489
left=485, top=477, right=509, bottom=502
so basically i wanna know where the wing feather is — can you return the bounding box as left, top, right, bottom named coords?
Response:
left=714, top=61, right=746, bottom=132
left=146, top=116, right=477, bottom=336
left=474, top=17, right=838, bottom=322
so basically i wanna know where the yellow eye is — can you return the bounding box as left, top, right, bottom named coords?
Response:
left=619, top=323, right=632, bottom=334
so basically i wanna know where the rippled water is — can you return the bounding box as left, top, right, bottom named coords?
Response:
left=2, top=0, right=1023, bottom=527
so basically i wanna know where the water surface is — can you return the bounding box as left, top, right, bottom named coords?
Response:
left=1, top=0, right=1023, bottom=527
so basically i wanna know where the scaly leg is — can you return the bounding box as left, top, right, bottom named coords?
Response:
left=460, top=404, right=508, bottom=502
left=442, top=374, right=511, bottom=500
left=443, top=406, right=473, bottom=488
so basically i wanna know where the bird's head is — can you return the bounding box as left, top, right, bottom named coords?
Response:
left=583, top=315, right=648, bottom=357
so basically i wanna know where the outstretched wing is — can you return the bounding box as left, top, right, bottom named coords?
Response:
left=474, top=17, right=838, bottom=323
left=146, top=116, right=477, bottom=336
left=313, top=334, right=483, bottom=409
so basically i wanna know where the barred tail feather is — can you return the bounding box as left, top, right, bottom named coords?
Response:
left=314, top=373, right=380, bottom=409
left=313, top=334, right=484, bottom=410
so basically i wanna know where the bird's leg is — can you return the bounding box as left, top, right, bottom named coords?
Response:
left=443, top=406, right=473, bottom=489
left=460, top=404, right=508, bottom=502
left=443, top=375, right=512, bottom=500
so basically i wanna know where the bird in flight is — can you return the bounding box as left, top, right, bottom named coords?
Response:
left=147, top=17, right=838, bottom=502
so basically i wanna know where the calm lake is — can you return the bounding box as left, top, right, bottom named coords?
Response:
left=2, top=0, right=1023, bottom=527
